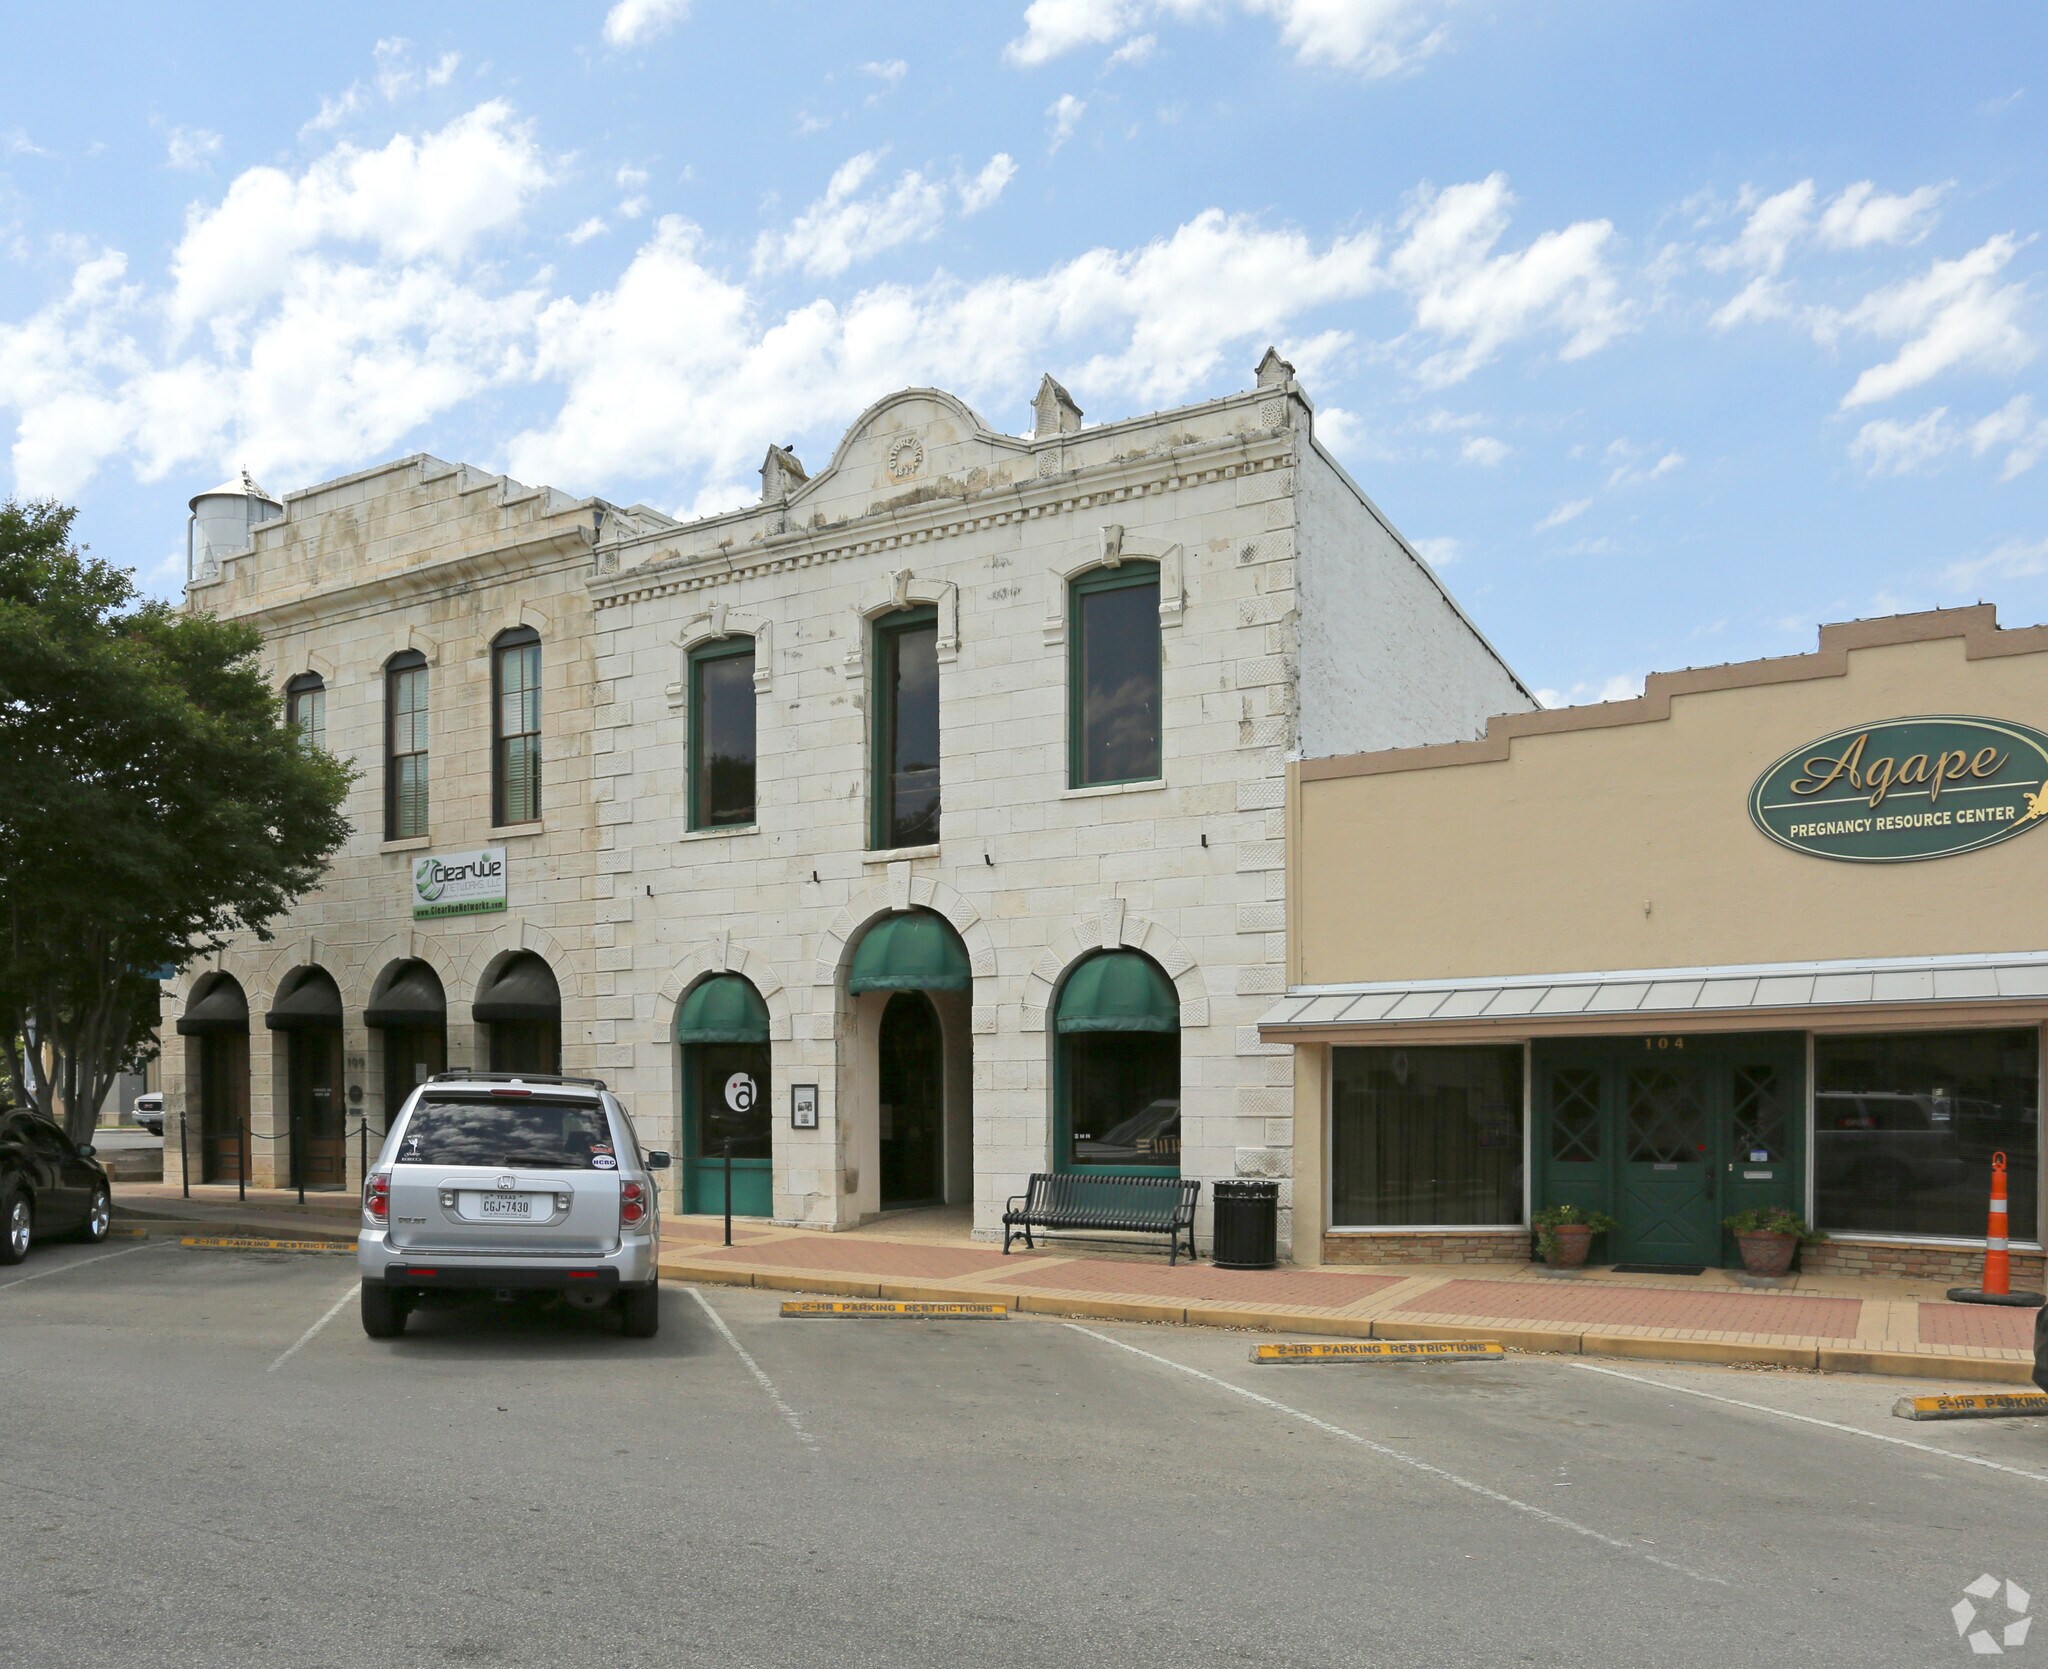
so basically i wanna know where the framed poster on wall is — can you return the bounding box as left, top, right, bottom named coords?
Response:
left=790, top=1084, right=819, bottom=1129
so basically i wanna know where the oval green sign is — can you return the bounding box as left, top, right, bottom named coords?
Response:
left=1750, top=715, right=2048, bottom=863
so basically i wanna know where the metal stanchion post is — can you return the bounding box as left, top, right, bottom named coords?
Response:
left=238, top=1107, right=247, bottom=1205
left=295, top=1101, right=306, bottom=1208
left=179, top=1109, right=189, bottom=1200
left=359, top=1119, right=367, bottom=1190
left=723, top=1137, right=733, bottom=1248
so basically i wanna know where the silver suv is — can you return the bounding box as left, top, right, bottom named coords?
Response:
left=357, top=1072, right=669, bottom=1339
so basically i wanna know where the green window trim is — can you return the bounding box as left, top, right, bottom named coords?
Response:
left=1068, top=560, right=1163, bottom=790
left=870, top=604, right=940, bottom=851
left=846, top=910, right=971, bottom=994
left=688, top=636, right=758, bottom=831
left=1052, top=1029, right=1182, bottom=1178
left=675, top=973, right=771, bottom=1045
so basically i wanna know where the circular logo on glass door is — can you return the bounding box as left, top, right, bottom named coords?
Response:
left=724, top=1074, right=757, bottom=1113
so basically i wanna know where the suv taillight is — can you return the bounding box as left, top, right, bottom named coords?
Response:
left=364, top=1172, right=390, bottom=1224
left=620, top=1179, right=647, bottom=1230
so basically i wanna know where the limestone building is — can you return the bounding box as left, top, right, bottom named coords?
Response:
left=161, top=352, right=1531, bottom=1254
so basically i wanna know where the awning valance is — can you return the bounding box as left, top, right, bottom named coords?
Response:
left=675, top=974, right=770, bottom=1045
left=472, top=954, right=560, bottom=1024
left=265, top=967, right=342, bottom=1031
left=846, top=912, right=970, bottom=994
left=1056, top=952, right=1179, bottom=1034
left=364, top=961, right=446, bottom=1030
left=176, top=977, right=248, bottom=1037
left=1258, top=952, right=2048, bottom=1040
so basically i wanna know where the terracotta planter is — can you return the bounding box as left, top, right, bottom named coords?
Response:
left=1543, top=1224, right=1594, bottom=1269
left=1736, top=1230, right=1798, bottom=1277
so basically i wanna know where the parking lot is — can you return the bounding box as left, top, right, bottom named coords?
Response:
left=7, top=1239, right=2046, bottom=1668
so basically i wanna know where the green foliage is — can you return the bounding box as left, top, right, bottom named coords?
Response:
left=1531, top=1203, right=1616, bottom=1261
left=0, top=499, right=354, bottom=1139
left=1723, top=1207, right=1824, bottom=1242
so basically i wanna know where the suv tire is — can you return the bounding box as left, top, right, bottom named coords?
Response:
left=361, top=1282, right=408, bottom=1339
left=619, top=1283, right=660, bottom=1338
left=1, top=1187, right=28, bottom=1266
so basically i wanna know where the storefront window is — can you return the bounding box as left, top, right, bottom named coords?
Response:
left=1814, top=1029, right=2039, bottom=1243
left=1332, top=1046, right=1524, bottom=1227
left=1061, top=1032, right=1180, bottom=1171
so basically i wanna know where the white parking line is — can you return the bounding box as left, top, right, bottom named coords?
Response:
left=268, top=1280, right=360, bottom=1373
left=688, top=1288, right=818, bottom=1451
left=0, top=1241, right=153, bottom=1292
left=1067, top=1322, right=1727, bottom=1588
left=1565, top=1360, right=2048, bottom=1485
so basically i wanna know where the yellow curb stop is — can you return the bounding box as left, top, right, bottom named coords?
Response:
left=781, top=1300, right=1006, bottom=1319
left=1252, top=1339, right=1506, bottom=1365
left=1892, top=1391, right=2048, bottom=1421
left=179, top=1236, right=358, bottom=1254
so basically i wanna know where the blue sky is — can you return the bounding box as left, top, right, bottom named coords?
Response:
left=1, top=1, right=2043, bottom=706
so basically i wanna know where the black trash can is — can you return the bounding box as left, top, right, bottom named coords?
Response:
left=1211, top=1179, right=1280, bottom=1270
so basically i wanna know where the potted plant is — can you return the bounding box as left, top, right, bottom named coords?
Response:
left=1532, top=1204, right=1616, bottom=1269
left=1723, top=1206, right=1823, bottom=1277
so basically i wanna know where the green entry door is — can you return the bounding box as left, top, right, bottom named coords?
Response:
left=1616, top=1059, right=1718, bottom=1265
left=684, top=1042, right=772, bottom=1217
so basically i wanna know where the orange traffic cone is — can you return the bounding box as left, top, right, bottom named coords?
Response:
left=1948, top=1152, right=2046, bottom=1307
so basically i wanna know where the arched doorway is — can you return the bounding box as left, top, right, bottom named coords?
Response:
left=846, top=910, right=972, bottom=1213
left=1053, top=951, right=1181, bottom=1175
left=365, top=960, right=446, bottom=1132
left=474, top=953, right=561, bottom=1075
left=177, top=974, right=248, bottom=1184
left=675, top=974, right=771, bottom=1217
left=265, top=967, right=345, bottom=1191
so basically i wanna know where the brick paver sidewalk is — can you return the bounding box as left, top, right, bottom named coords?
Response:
left=657, top=1216, right=2042, bottom=1385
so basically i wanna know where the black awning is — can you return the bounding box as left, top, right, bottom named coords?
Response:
left=364, top=960, right=447, bottom=1030
left=265, top=967, right=343, bottom=1031
left=176, top=977, right=248, bottom=1037
left=472, top=953, right=560, bottom=1023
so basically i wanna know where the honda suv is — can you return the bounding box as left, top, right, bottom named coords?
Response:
left=358, top=1072, right=669, bottom=1339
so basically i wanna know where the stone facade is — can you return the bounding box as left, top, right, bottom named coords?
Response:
left=1323, top=1231, right=1530, bottom=1265
left=160, top=356, right=1531, bottom=1255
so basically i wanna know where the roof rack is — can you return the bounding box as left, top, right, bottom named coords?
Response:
left=426, top=1070, right=609, bottom=1091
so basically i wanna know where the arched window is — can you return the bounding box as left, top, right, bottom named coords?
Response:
left=385, top=651, right=429, bottom=840
left=284, top=672, right=326, bottom=754
left=1069, top=560, right=1161, bottom=788
left=689, top=637, right=756, bottom=829
left=1053, top=950, right=1180, bottom=1175
left=492, top=626, right=542, bottom=827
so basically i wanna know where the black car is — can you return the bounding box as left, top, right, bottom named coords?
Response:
left=0, top=1112, right=114, bottom=1264
left=2035, top=1305, right=2047, bottom=1394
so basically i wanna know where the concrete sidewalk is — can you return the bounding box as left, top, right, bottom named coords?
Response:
left=116, top=1185, right=2042, bottom=1384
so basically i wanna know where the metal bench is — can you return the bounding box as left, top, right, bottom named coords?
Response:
left=1002, top=1172, right=1201, bottom=1265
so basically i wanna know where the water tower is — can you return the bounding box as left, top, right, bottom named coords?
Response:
left=186, top=470, right=283, bottom=585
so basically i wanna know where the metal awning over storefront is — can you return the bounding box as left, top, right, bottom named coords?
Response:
left=363, top=960, right=446, bottom=1030
left=1260, top=951, right=2048, bottom=1040
left=265, top=967, right=343, bottom=1031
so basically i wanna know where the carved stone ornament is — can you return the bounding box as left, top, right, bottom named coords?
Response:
left=886, top=434, right=925, bottom=482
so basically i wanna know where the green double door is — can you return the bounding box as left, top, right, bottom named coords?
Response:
left=1535, top=1034, right=1804, bottom=1268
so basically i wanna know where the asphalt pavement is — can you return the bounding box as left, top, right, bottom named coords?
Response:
left=5, top=1241, right=2046, bottom=1667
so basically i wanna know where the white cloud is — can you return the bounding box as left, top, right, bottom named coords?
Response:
left=1604, top=442, right=1683, bottom=488
left=616, top=164, right=650, bottom=191
left=1969, top=394, right=2048, bottom=481
left=1535, top=497, right=1591, bottom=532
left=5, top=129, right=54, bottom=159
left=1007, top=0, right=1450, bottom=77
left=1387, top=173, right=1629, bottom=384
left=604, top=0, right=691, bottom=48
left=1108, top=33, right=1158, bottom=66
left=1944, top=535, right=2048, bottom=591
left=752, top=151, right=949, bottom=278
left=1824, top=235, right=2034, bottom=409
left=860, top=59, right=909, bottom=92
left=1817, top=180, right=1945, bottom=250
left=1409, top=534, right=1459, bottom=566
left=1703, top=181, right=1814, bottom=276
left=1047, top=93, right=1087, bottom=152
left=165, top=127, right=223, bottom=171
left=1849, top=407, right=1958, bottom=476
left=959, top=154, right=1018, bottom=215
left=1534, top=672, right=1644, bottom=708
left=567, top=216, right=609, bottom=246
left=1460, top=434, right=1508, bottom=466
left=305, top=39, right=463, bottom=134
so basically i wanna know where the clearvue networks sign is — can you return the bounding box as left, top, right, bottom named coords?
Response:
left=411, top=848, right=508, bottom=918
left=1750, top=716, right=2048, bottom=863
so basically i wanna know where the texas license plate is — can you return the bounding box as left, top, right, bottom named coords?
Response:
left=461, top=1193, right=544, bottom=1220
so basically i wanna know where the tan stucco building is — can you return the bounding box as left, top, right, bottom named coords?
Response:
left=1268, top=608, right=2048, bottom=1286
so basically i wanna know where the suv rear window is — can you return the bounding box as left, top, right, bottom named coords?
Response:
left=396, top=1098, right=617, bottom=1169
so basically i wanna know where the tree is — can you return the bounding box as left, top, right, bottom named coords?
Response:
left=0, top=500, right=353, bottom=1142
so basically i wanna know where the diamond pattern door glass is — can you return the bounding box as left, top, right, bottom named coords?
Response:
left=1731, top=1065, right=1786, bottom=1162
left=1625, top=1066, right=1705, bottom=1164
left=1550, top=1067, right=1601, bottom=1163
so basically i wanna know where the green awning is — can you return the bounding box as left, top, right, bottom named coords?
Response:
left=846, top=911, right=971, bottom=994
left=1056, top=952, right=1179, bottom=1033
left=675, top=974, right=770, bottom=1044
left=176, top=977, right=248, bottom=1037
left=265, top=967, right=342, bottom=1032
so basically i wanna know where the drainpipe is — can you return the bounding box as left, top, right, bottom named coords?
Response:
left=185, top=511, right=197, bottom=586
